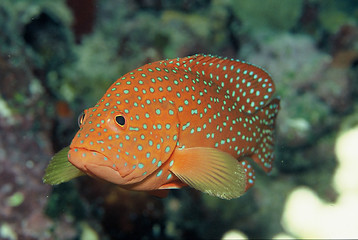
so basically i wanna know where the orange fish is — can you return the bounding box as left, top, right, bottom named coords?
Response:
left=43, top=54, right=280, bottom=200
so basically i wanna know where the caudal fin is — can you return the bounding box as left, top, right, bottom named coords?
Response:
left=251, top=98, right=280, bottom=173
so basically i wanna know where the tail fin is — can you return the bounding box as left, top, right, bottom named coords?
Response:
left=251, top=98, right=280, bottom=173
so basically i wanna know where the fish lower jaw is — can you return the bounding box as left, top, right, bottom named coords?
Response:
left=68, top=147, right=127, bottom=185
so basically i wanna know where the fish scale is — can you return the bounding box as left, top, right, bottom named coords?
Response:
left=165, top=55, right=279, bottom=172
left=43, top=54, right=280, bottom=200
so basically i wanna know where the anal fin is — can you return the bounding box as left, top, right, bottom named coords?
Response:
left=241, top=160, right=255, bottom=191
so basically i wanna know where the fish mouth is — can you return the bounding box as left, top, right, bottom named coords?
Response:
left=68, top=147, right=126, bottom=185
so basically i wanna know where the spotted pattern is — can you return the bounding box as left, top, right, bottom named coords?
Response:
left=68, top=54, right=280, bottom=192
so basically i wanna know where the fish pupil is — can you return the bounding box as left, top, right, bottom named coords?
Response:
left=115, top=115, right=126, bottom=126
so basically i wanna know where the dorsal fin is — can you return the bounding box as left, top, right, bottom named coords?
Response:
left=162, top=54, right=276, bottom=114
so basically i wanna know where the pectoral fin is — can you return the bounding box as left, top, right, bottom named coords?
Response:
left=43, top=147, right=85, bottom=185
left=170, top=147, right=247, bottom=200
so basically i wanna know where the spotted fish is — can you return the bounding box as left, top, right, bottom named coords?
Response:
left=43, top=54, right=280, bottom=200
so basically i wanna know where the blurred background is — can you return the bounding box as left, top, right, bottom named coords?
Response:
left=1, top=0, right=358, bottom=239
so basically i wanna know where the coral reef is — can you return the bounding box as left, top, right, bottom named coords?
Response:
left=281, top=118, right=358, bottom=238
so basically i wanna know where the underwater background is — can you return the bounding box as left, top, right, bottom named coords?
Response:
left=1, top=0, right=358, bottom=239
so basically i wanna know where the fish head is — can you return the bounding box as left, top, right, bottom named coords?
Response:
left=68, top=94, right=180, bottom=186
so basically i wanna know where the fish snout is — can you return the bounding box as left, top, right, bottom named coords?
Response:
left=68, top=148, right=127, bottom=185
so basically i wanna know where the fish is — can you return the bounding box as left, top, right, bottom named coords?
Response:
left=43, top=54, right=280, bottom=200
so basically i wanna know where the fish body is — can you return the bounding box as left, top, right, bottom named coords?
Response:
left=44, top=54, right=280, bottom=200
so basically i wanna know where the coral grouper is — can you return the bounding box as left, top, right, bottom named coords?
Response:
left=43, top=54, right=280, bottom=200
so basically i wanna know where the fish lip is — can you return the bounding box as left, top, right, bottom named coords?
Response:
left=69, top=147, right=108, bottom=157
left=68, top=147, right=116, bottom=170
left=68, top=146, right=126, bottom=185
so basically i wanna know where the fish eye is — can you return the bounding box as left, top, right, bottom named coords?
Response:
left=115, top=115, right=126, bottom=126
left=77, top=112, right=85, bottom=127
